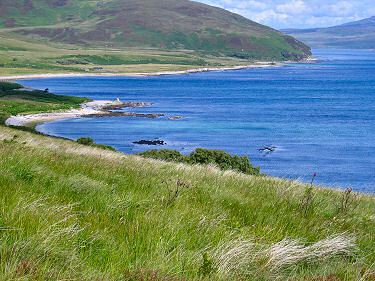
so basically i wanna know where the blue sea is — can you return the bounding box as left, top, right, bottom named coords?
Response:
left=20, top=49, right=375, bottom=192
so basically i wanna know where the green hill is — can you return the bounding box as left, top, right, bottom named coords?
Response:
left=1, top=82, right=375, bottom=280
left=282, top=16, right=375, bottom=49
left=1, top=125, right=375, bottom=280
left=0, top=0, right=311, bottom=61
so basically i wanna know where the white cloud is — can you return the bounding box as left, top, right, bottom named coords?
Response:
left=244, top=1, right=268, bottom=10
left=196, top=0, right=375, bottom=29
left=251, top=10, right=289, bottom=24
left=277, top=1, right=310, bottom=15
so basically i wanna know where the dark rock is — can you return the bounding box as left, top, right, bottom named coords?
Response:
left=133, top=140, right=166, bottom=145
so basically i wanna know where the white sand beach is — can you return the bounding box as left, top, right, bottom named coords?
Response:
left=5, top=100, right=115, bottom=127
left=0, top=63, right=278, bottom=81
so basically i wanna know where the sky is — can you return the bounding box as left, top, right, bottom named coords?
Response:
left=196, top=0, right=375, bottom=29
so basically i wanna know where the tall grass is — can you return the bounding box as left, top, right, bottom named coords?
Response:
left=0, top=126, right=375, bottom=280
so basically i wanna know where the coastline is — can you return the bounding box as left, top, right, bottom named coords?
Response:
left=6, top=99, right=164, bottom=127
left=0, top=63, right=279, bottom=81
left=5, top=100, right=116, bottom=127
left=5, top=99, right=166, bottom=127
left=3, top=63, right=281, bottom=127
left=2, top=58, right=313, bottom=130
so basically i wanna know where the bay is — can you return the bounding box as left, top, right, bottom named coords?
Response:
left=20, top=49, right=375, bottom=192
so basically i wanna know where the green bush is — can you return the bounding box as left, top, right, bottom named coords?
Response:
left=77, top=137, right=116, bottom=151
left=137, top=148, right=260, bottom=175
left=188, top=148, right=260, bottom=175
left=93, top=143, right=117, bottom=151
left=137, top=149, right=186, bottom=162
left=0, top=81, right=23, bottom=91
left=77, top=137, right=94, bottom=146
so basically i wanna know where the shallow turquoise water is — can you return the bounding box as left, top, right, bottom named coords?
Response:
left=20, top=49, right=375, bottom=192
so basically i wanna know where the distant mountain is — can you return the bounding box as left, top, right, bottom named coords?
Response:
left=0, top=0, right=311, bottom=61
left=282, top=16, right=375, bottom=49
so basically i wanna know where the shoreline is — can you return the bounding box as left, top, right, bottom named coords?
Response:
left=2, top=57, right=316, bottom=128
left=5, top=100, right=115, bottom=127
left=2, top=58, right=313, bottom=130
left=0, top=63, right=280, bottom=81
left=5, top=100, right=160, bottom=127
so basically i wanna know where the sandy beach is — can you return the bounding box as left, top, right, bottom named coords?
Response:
left=0, top=63, right=278, bottom=81
left=5, top=100, right=117, bottom=127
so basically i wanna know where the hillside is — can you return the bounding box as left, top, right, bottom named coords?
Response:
left=0, top=0, right=311, bottom=61
left=1, top=82, right=375, bottom=280
left=1, top=124, right=375, bottom=280
left=282, top=16, right=375, bottom=49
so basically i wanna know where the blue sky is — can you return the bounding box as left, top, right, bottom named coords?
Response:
left=196, top=0, right=375, bottom=29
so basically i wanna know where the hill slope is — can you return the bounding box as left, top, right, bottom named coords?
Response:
left=1, top=125, right=375, bottom=280
left=282, top=16, right=375, bottom=49
left=0, top=0, right=311, bottom=61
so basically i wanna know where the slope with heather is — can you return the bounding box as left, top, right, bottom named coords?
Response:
left=0, top=0, right=311, bottom=61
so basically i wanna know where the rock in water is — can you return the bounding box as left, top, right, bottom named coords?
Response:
left=133, top=140, right=166, bottom=145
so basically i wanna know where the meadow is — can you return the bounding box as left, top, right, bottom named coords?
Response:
left=1, top=125, right=375, bottom=280
left=0, top=31, right=254, bottom=77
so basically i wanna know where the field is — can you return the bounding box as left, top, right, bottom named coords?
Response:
left=0, top=31, right=264, bottom=77
left=1, top=125, right=375, bottom=280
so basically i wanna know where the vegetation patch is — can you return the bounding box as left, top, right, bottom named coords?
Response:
left=54, top=54, right=208, bottom=66
left=77, top=137, right=116, bottom=151
left=0, top=81, right=89, bottom=125
left=137, top=148, right=260, bottom=175
left=0, top=81, right=23, bottom=91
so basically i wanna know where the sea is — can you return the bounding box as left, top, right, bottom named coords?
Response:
left=19, top=49, right=375, bottom=192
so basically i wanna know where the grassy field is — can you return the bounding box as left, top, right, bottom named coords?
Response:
left=0, top=81, right=89, bottom=124
left=1, top=125, right=375, bottom=280
left=0, top=31, right=261, bottom=76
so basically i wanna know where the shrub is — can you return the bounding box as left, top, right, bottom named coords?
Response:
left=93, top=143, right=117, bottom=151
left=77, top=137, right=94, bottom=146
left=137, top=148, right=260, bottom=175
left=137, top=149, right=186, bottom=162
left=188, top=148, right=260, bottom=175
left=77, top=137, right=116, bottom=151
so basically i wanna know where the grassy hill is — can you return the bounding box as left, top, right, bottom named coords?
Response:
left=0, top=0, right=311, bottom=61
left=1, top=82, right=375, bottom=279
left=282, top=16, right=375, bottom=49
left=1, top=125, right=375, bottom=280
